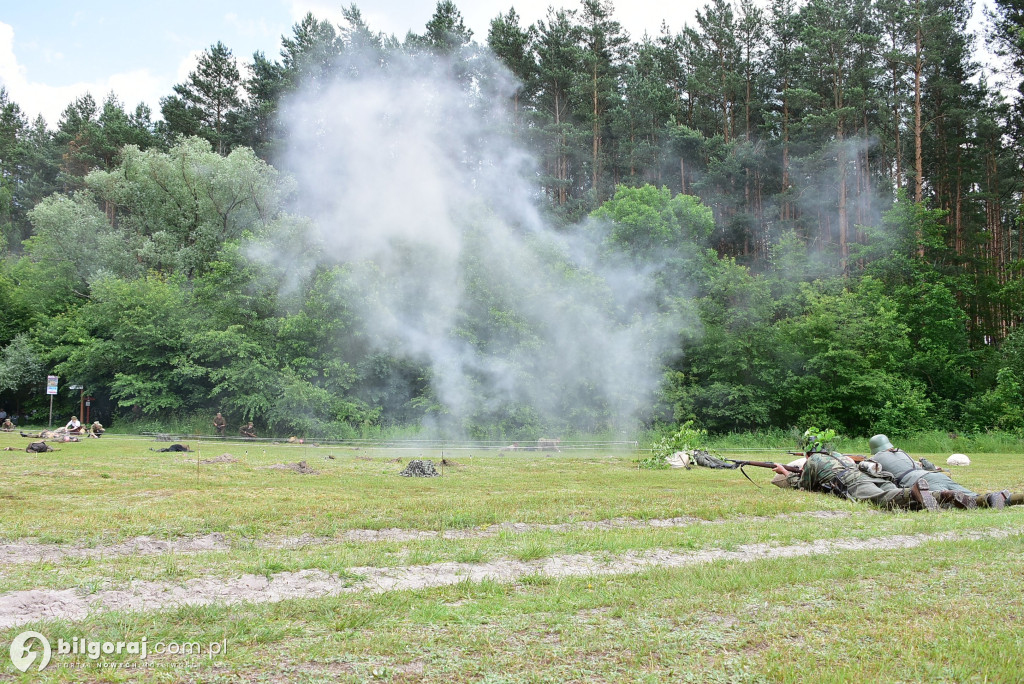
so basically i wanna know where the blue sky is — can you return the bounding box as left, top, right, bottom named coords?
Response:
left=1, top=0, right=706, bottom=126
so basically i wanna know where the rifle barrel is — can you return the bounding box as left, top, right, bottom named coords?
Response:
left=728, top=459, right=801, bottom=473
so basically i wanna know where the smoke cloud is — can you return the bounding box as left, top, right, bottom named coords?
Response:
left=274, top=49, right=683, bottom=436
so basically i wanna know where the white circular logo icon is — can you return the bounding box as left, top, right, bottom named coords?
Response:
left=9, top=631, right=51, bottom=672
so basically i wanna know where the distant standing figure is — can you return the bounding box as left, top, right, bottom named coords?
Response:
left=239, top=422, right=257, bottom=438
left=66, top=416, right=84, bottom=435
left=88, top=421, right=105, bottom=438
left=213, top=412, right=227, bottom=437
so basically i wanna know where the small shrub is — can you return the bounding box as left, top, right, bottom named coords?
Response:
left=639, top=421, right=707, bottom=469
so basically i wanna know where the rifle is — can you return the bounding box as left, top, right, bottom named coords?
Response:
left=729, top=459, right=801, bottom=473
left=726, top=459, right=800, bottom=487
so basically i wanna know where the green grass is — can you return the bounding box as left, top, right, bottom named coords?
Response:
left=1, top=431, right=1023, bottom=681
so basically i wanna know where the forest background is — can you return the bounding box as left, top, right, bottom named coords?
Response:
left=1, top=0, right=1024, bottom=441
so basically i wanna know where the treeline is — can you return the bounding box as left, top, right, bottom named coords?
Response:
left=0, top=0, right=1023, bottom=438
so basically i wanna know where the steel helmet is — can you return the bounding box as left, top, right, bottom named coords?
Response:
left=869, top=434, right=894, bottom=455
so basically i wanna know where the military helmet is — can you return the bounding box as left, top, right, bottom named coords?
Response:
left=869, top=434, right=894, bottom=455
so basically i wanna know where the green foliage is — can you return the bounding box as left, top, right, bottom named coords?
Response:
left=592, top=185, right=714, bottom=259
left=0, top=0, right=1022, bottom=439
left=639, top=420, right=708, bottom=469
left=800, top=426, right=836, bottom=451
left=85, top=138, right=290, bottom=278
left=161, top=42, right=242, bottom=154
left=0, top=333, right=42, bottom=394
left=964, top=328, right=1024, bottom=432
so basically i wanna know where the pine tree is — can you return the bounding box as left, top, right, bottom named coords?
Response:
left=534, top=8, right=584, bottom=208
left=577, top=0, right=628, bottom=199
left=488, top=8, right=538, bottom=132
left=162, top=42, right=242, bottom=155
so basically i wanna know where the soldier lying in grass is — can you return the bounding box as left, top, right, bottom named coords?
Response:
left=865, top=434, right=1014, bottom=509
left=771, top=451, right=1021, bottom=511
left=19, top=428, right=79, bottom=442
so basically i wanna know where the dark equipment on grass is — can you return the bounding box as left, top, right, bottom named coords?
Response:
left=151, top=443, right=192, bottom=453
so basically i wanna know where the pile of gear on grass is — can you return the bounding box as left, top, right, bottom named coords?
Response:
left=398, top=458, right=460, bottom=477
left=400, top=460, right=440, bottom=477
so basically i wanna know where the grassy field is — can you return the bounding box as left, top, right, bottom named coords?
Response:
left=0, top=432, right=1022, bottom=682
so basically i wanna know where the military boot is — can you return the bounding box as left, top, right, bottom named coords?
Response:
left=937, top=490, right=977, bottom=509
left=980, top=490, right=1010, bottom=509
left=1008, top=493, right=1024, bottom=506
left=910, top=479, right=938, bottom=511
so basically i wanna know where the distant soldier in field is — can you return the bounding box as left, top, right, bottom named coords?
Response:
left=239, top=422, right=257, bottom=438
left=0, top=418, right=13, bottom=432
left=88, top=421, right=105, bottom=438
left=213, top=412, right=227, bottom=437
left=867, top=434, right=1015, bottom=509
left=65, top=415, right=84, bottom=435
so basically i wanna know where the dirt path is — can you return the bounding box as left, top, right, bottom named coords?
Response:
left=0, top=527, right=1015, bottom=629
left=0, top=511, right=851, bottom=564
left=0, top=533, right=231, bottom=564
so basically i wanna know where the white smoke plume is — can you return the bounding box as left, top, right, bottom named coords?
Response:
left=275, top=49, right=683, bottom=435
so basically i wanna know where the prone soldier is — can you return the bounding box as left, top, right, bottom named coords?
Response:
left=867, top=434, right=1017, bottom=509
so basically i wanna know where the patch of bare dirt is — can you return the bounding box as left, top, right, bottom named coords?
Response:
left=265, top=511, right=847, bottom=548
left=0, top=533, right=230, bottom=565
left=0, top=510, right=856, bottom=564
left=0, top=528, right=1017, bottom=629
left=262, top=461, right=319, bottom=474
left=195, top=453, right=238, bottom=464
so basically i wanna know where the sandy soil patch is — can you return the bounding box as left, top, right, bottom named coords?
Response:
left=260, top=461, right=320, bottom=474
left=0, top=533, right=229, bottom=565
left=0, top=527, right=1016, bottom=629
left=0, top=511, right=851, bottom=562
left=193, top=453, right=238, bottom=464
left=269, top=510, right=850, bottom=548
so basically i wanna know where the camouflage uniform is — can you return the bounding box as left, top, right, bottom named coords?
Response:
left=775, top=452, right=922, bottom=509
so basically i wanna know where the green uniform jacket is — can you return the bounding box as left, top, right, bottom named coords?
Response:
left=868, top=448, right=974, bottom=496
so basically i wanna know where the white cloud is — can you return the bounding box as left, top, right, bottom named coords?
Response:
left=0, top=21, right=166, bottom=126
left=175, top=49, right=204, bottom=83
left=224, top=12, right=276, bottom=40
